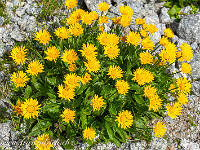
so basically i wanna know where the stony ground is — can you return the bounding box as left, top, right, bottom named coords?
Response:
left=0, top=0, right=200, bottom=149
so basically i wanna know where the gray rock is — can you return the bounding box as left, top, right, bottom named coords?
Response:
left=177, top=13, right=200, bottom=43
left=180, top=138, right=200, bottom=150
left=10, top=15, right=20, bottom=23
left=144, top=14, right=159, bottom=24
left=0, top=122, right=12, bottom=149
left=171, top=35, right=179, bottom=44
left=26, top=3, right=41, bottom=16
left=0, top=27, right=6, bottom=34
left=177, top=38, right=188, bottom=48
left=159, top=7, right=171, bottom=23
left=127, top=1, right=143, bottom=14
left=10, top=29, right=25, bottom=41
left=0, top=16, right=5, bottom=26
left=12, top=0, right=20, bottom=6
left=180, top=6, right=192, bottom=15
left=0, top=71, right=5, bottom=82
left=190, top=42, right=198, bottom=50
left=147, top=137, right=168, bottom=150
left=15, top=7, right=26, bottom=17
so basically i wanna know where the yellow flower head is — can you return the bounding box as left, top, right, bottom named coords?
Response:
left=169, top=83, right=176, bottom=93
left=179, top=43, right=193, bottom=62
left=69, top=63, right=77, bottom=72
left=153, top=121, right=166, bottom=138
left=12, top=100, right=23, bottom=116
left=99, top=25, right=105, bottom=32
left=107, top=65, right=123, bottom=80
left=61, top=108, right=75, bottom=123
left=98, top=2, right=110, bottom=11
left=115, top=110, right=133, bottom=129
left=143, top=24, right=158, bottom=34
left=83, top=127, right=96, bottom=141
left=144, top=85, right=157, bottom=98
left=97, top=32, right=119, bottom=46
left=176, top=77, right=191, bottom=94
left=81, top=72, right=92, bottom=85
left=34, top=134, right=53, bottom=150
left=69, top=23, right=84, bottom=37
left=159, top=36, right=170, bottom=46
left=135, top=18, right=146, bottom=25
left=34, top=29, right=51, bottom=45
left=121, top=36, right=127, bottom=42
left=104, top=45, right=120, bottom=59
left=111, top=16, right=121, bottom=24
left=91, top=94, right=105, bottom=111
left=85, top=59, right=101, bottom=73
left=120, top=15, right=131, bottom=27
left=10, top=71, right=29, bottom=88
left=141, top=37, right=155, bottom=51
left=98, top=15, right=109, bottom=24
left=21, top=98, right=41, bottom=119
left=177, top=93, right=188, bottom=105
left=119, top=5, right=133, bottom=17
left=163, top=28, right=174, bottom=38
left=79, top=43, right=97, bottom=61
left=166, top=102, right=182, bottom=118
left=116, top=80, right=130, bottom=95
left=139, top=51, right=153, bottom=64
left=54, top=26, right=70, bottom=40
left=181, top=63, right=192, bottom=74
left=10, top=46, right=27, bottom=65
left=44, top=46, right=60, bottom=62
left=65, top=0, right=78, bottom=9
left=62, top=49, right=78, bottom=64
left=126, top=31, right=141, bottom=46
left=26, top=60, right=44, bottom=76
left=66, top=9, right=86, bottom=24
left=82, top=11, right=98, bottom=25
left=64, top=73, right=81, bottom=89
left=149, top=94, right=163, bottom=112
left=140, top=29, right=148, bottom=38
left=58, top=84, right=75, bottom=101
left=132, top=68, right=154, bottom=86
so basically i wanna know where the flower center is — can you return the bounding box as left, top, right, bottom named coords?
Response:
left=16, top=52, right=23, bottom=59
left=27, top=105, right=35, bottom=113
left=120, top=115, right=126, bottom=122
left=31, top=66, right=38, bottom=73
left=169, top=106, right=175, bottom=114
left=49, top=52, right=56, bottom=58
left=180, top=83, right=185, bottom=91
left=16, top=78, right=23, bottom=84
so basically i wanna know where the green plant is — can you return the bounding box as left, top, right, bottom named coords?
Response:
left=6, top=1, right=194, bottom=149
left=0, top=1, right=10, bottom=25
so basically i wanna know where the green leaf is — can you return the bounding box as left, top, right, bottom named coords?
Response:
left=32, top=91, right=43, bottom=98
left=47, top=92, right=57, bottom=99
left=46, top=77, right=57, bottom=86
left=43, top=103, right=60, bottom=113
left=130, top=84, right=141, bottom=91
left=109, top=104, right=117, bottom=115
left=76, top=84, right=87, bottom=95
left=25, top=86, right=32, bottom=98
left=29, top=121, right=52, bottom=136
left=105, top=121, right=114, bottom=140
left=34, top=82, right=42, bottom=90
left=168, top=4, right=181, bottom=17
left=111, top=138, right=121, bottom=148
left=133, top=94, right=145, bottom=105
left=63, top=144, right=74, bottom=149
left=80, top=115, right=87, bottom=129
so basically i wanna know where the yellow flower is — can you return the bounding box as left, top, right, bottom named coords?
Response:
left=169, top=84, right=176, bottom=93
left=69, top=23, right=84, bottom=37
left=83, top=127, right=96, bottom=141
left=111, top=16, right=121, bottom=24
left=119, top=5, right=133, bottom=17
left=149, top=94, right=163, bottom=112
left=69, top=63, right=77, bottom=72
left=66, top=9, right=86, bottom=24
left=132, top=68, right=154, bottom=86
left=44, top=46, right=60, bottom=62
left=98, top=15, right=109, bottom=24
left=104, top=45, right=120, bottom=59
left=153, top=121, right=166, bottom=138
left=58, top=84, right=75, bottom=101
left=181, top=63, right=192, bottom=74
left=141, top=37, right=155, bottom=51
left=116, top=80, right=130, bottom=95
left=120, top=15, right=131, bottom=27
left=176, top=77, right=191, bottom=94
left=135, top=18, right=146, bottom=25
left=163, top=28, right=174, bottom=38
left=21, top=98, right=41, bottom=119
left=54, top=26, right=70, bottom=40
left=143, top=24, right=158, bottom=34
left=140, top=29, right=148, bottom=38
left=34, top=134, right=53, bottom=150
left=115, top=110, right=133, bottom=129
left=12, top=100, right=23, bottom=116
left=98, top=2, right=110, bottom=11
left=177, top=93, right=188, bottom=105
left=81, top=72, right=92, bottom=85
left=64, top=73, right=81, bottom=89
left=34, top=29, right=51, bottom=45
left=65, top=0, right=78, bottom=9
left=10, top=46, right=27, bottom=65
left=85, top=59, right=101, bottom=73
left=10, top=71, right=29, bottom=88
left=97, top=32, right=119, bottom=46
left=126, top=31, right=141, bottom=46
left=82, top=11, right=98, bottom=25
left=99, top=25, right=104, bottom=32
left=61, top=108, right=75, bottom=123
left=139, top=51, right=153, bottom=64
left=91, top=94, right=105, bottom=111
left=79, top=43, right=97, bottom=61
left=159, top=36, right=170, bottom=46
left=26, top=60, right=44, bottom=76
left=62, top=49, right=78, bottom=64
left=144, top=85, right=157, bottom=98
left=166, top=102, right=182, bottom=118
left=121, top=36, right=127, bottom=42
left=179, top=43, right=193, bottom=62
left=107, top=65, right=123, bottom=80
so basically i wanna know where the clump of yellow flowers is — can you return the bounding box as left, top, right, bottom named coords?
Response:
left=9, top=0, right=194, bottom=149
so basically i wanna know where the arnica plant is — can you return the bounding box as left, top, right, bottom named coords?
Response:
left=9, top=0, right=193, bottom=149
